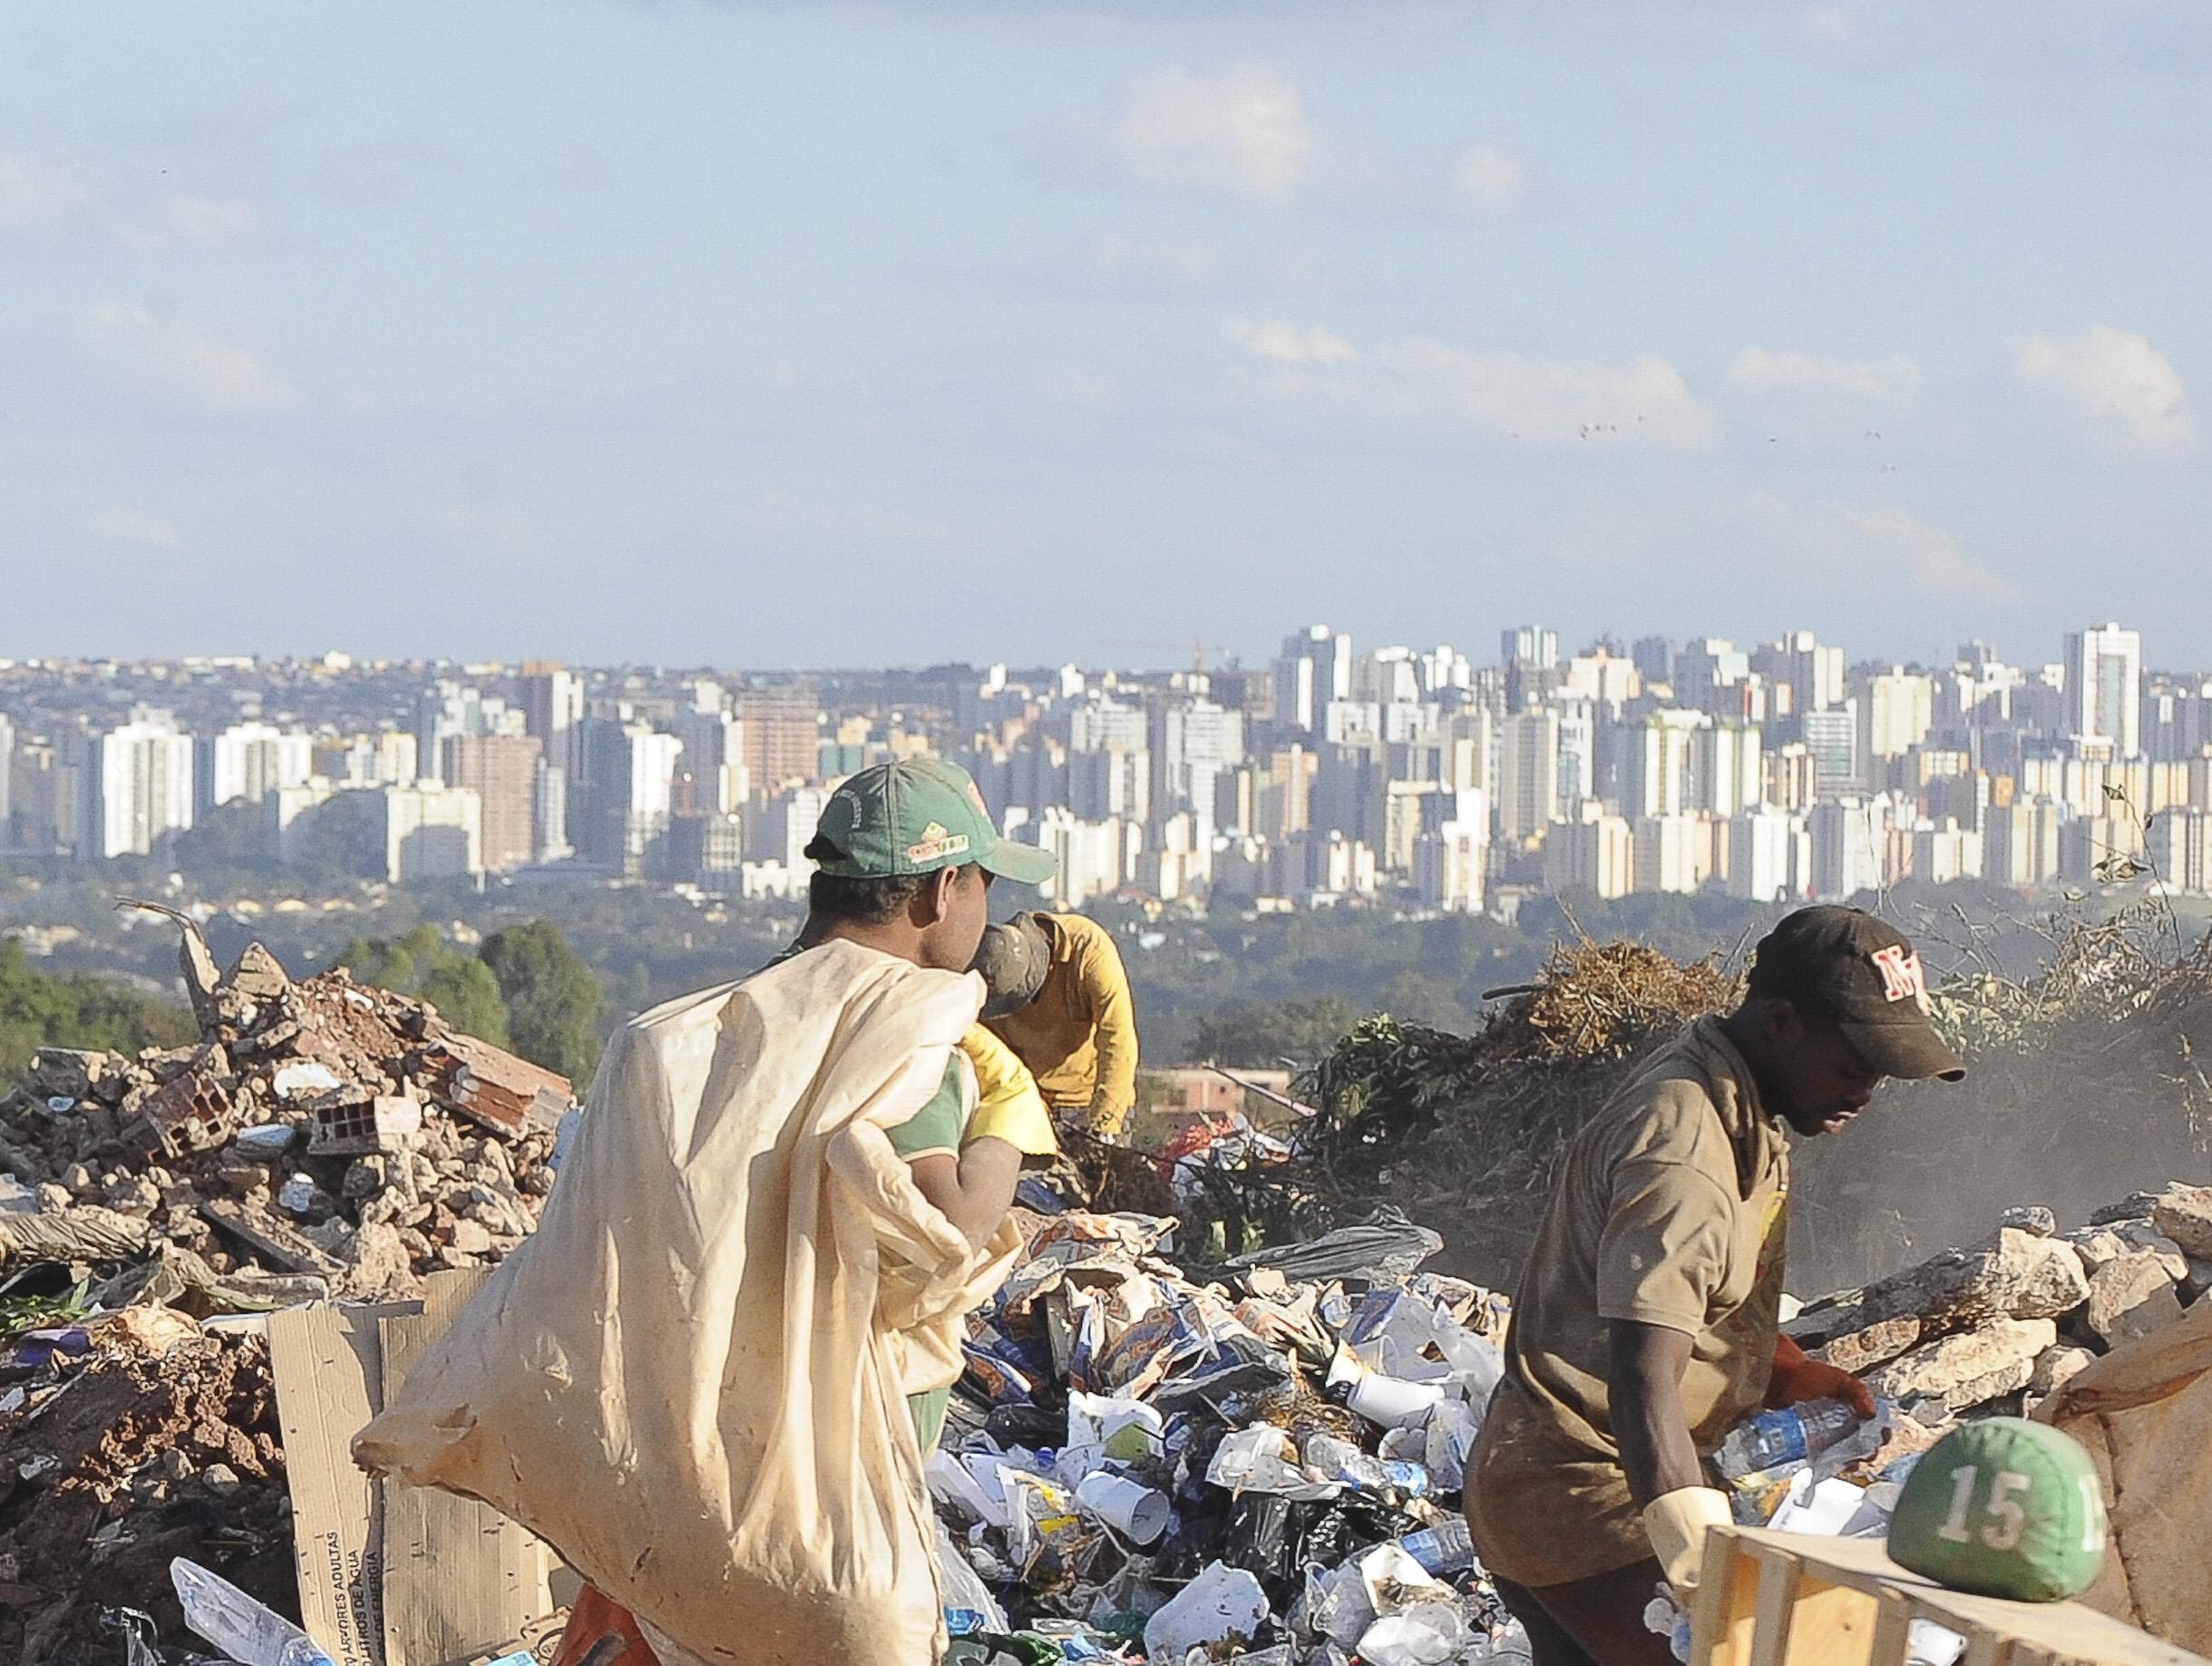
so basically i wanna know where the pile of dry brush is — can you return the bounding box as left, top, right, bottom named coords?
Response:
left=1149, top=902, right=2212, bottom=1296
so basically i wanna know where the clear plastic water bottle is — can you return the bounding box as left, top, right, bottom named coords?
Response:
left=1715, top=1399, right=1861, bottom=1479
left=171, top=1558, right=336, bottom=1666
left=1302, top=1432, right=1431, bottom=1498
left=1397, top=1516, right=1476, bottom=1575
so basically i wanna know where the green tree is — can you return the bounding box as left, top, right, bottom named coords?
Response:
left=1185, top=996, right=1362, bottom=1068
left=480, top=921, right=604, bottom=1084
left=332, top=925, right=511, bottom=1046
left=0, top=939, right=197, bottom=1085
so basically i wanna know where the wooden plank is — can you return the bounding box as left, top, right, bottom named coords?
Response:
left=1692, top=1535, right=1764, bottom=1666
left=1868, top=1592, right=1917, bottom=1666
left=1748, top=1548, right=1800, bottom=1666
left=1782, top=1573, right=1881, bottom=1666
left=1725, top=1531, right=2211, bottom=1666
left=377, top=1271, right=553, bottom=1666
left=1962, top=1630, right=2008, bottom=1666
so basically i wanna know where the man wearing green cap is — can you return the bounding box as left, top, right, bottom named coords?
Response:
left=490, top=755, right=1064, bottom=1666
left=779, top=755, right=1063, bottom=1447
left=1467, top=906, right=1966, bottom=1664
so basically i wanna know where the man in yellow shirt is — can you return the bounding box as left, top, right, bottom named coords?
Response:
left=974, top=910, right=1140, bottom=1138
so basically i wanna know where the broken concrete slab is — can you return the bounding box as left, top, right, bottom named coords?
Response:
left=2150, top=1183, right=2212, bottom=1262
left=1788, top=1228, right=2089, bottom=1352
left=2080, top=1249, right=2185, bottom=1350
left=1862, top=1317, right=2057, bottom=1412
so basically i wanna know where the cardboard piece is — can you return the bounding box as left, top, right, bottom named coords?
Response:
left=378, top=1272, right=555, bottom=1666
left=269, top=1298, right=424, bottom=1666
left=269, top=1273, right=560, bottom=1666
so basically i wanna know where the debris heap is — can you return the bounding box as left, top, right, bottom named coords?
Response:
left=0, top=913, right=573, bottom=1306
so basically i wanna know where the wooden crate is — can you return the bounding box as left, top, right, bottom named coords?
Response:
left=1690, top=1526, right=2208, bottom=1666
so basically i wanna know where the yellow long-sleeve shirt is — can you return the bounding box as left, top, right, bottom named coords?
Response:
left=982, top=911, right=1139, bottom=1136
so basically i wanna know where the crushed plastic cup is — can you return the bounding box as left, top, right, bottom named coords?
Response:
left=1067, top=1389, right=1164, bottom=1460
left=1141, top=1562, right=1270, bottom=1660
left=1357, top=1600, right=1469, bottom=1666
left=1074, top=1471, right=1169, bottom=1545
left=1208, top=1426, right=1340, bottom=1500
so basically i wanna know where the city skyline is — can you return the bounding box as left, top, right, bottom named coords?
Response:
left=4, top=5, right=2208, bottom=666
left=10, top=610, right=2212, bottom=911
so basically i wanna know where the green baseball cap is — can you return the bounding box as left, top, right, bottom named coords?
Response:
left=811, top=756, right=1057, bottom=885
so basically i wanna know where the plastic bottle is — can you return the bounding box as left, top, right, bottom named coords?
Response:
left=1302, top=1432, right=1431, bottom=1498
left=171, top=1559, right=336, bottom=1666
left=1715, top=1400, right=1861, bottom=1479
left=1397, top=1516, right=1476, bottom=1576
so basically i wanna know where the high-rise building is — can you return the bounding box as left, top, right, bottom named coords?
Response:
left=2149, top=808, right=2212, bottom=895
left=1631, top=636, right=1676, bottom=689
left=1860, top=668, right=1935, bottom=762
left=1621, top=710, right=1705, bottom=819
left=78, top=711, right=194, bottom=860
left=0, top=712, right=12, bottom=843
left=737, top=689, right=820, bottom=791
left=1544, top=804, right=1632, bottom=900
left=1800, top=703, right=1862, bottom=794
left=2065, top=623, right=2143, bottom=757
left=1070, top=747, right=1151, bottom=824
left=377, top=782, right=482, bottom=882
left=1764, top=742, right=1818, bottom=813
left=441, top=734, right=544, bottom=872
left=1632, top=815, right=1707, bottom=895
left=1728, top=809, right=1809, bottom=902
left=1069, top=700, right=1148, bottom=755
left=1416, top=820, right=1488, bottom=913
left=1672, top=639, right=1750, bottom=712
left=1555, top=702, right=1598, bottom=803
left=1691, top=721, right=1763, bottom=816
left=1153, top=700, right=1244, bottom=820
left=1274, top=626, right=1355, bottom=737
left=1258, top=745, right=1318, bottom=841
left=1984, top=798, right=2062, bottom=888
left=1757, top=631, right=1847, bottom=716
left=1808, top=797, right=1886, bottom=900
left=532, top=755, right=571, bottom=863
left=2144, top=679, right=2212, bottom=765
left=199, top=722, right=315, bottom=817
left=1500, top=626, right=1559, bottom=670
left=1499, top=709, right=1561, bottom=843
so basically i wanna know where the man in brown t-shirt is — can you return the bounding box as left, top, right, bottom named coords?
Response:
left=1466, top=907, right=1965, bottom=1663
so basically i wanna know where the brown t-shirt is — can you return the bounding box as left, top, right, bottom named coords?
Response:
left=1465, top=1017, right=1790, bottom=1588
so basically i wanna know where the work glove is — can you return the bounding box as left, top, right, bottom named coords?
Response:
left=1766, top=1332, right=1876, bottom=1418
left=1641, top=1485, right=1735, bottom=1603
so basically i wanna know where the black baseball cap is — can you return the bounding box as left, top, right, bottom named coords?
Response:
left=1748, top=906, right=1966, bottom=1082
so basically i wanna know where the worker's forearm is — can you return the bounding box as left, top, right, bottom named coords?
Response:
left=1609, top=1321, right=1705, bottom=1510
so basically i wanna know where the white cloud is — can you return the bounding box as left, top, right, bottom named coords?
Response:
left=1227, top=320, right=1721, bottom=448
left=1382, top=337, right=1722, bottom=449
left=2011, top=325, right=2197, bottom=448
left=1752, top=493, right=2019, bottom=599
left=0, top=151, right=92, bottom=229
left=84, top=301, right=298, bottom=414
left=1225, top=317, right=1357, bottom=366
left=1451, top=145, right=1527, bottom=214
left=1112, top=65, right=1311, bottom=200
left=85, top=506, right=184, bottom=551
left=1727, top=346, right=1922, bottom=399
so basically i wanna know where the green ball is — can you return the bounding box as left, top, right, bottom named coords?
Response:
left=1887, top=1418, right=2109, bottom=1603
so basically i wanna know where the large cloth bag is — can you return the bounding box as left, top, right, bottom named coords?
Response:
left=355, top=941, right=1019, bottom=1666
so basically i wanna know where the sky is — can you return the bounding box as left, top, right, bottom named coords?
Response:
left=3, top=2, right=2208, bottom=674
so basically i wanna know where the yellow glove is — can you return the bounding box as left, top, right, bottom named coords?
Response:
left=1642, top=1486, right=1734, bottom=1601
left=959, top=1026, right=1058, bottom=1157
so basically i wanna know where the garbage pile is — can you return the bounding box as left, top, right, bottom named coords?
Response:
left=929, top=1206, right=1529, bottom=1665
left=0, top=911, right=574, bottom=1307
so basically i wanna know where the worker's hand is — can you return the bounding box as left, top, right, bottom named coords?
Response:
left=1082, top=1102, right=1125, bottom=1140
left=1766, top=1332, right=1876, bottom=1419
left=1642, top=1486, right=1734, bottom=1603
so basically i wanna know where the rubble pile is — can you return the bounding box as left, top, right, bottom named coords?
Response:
left=0, top=912, right=574, bottom=1305
left=0, top=1318, right=291, bottom=1665
left=1792, top=1187, right=2212, bottom=1426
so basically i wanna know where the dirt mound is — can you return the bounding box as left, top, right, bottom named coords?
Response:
left=0, top=1330, right=292, bottom=1666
